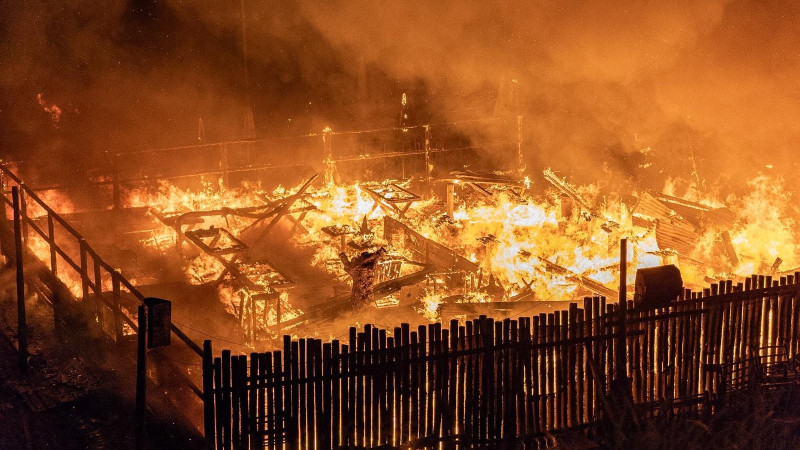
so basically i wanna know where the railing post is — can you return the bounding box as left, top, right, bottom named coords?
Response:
left=203, top=340, right=216, bottom=450
left=112, top=270, right=123, bottom=341
left=18, top=185, right=28, bottom=248
left=94, top=256, right=104, bottom=330
left=47, top=213, right=57, bottom=276
left=79, top=238, right=90, bottom=301
left=12, top=187, right=28, bottom=374
left=135, top=304, right=147, bottom=450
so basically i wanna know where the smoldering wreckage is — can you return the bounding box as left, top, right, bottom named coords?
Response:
left=4, top=2, right=800, bottom=449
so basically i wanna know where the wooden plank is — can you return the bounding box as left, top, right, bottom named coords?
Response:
left=521, top=317, right=534, bottom=436
left=341, top=341, right=352, bottom=448
left=387, top=334, right=398, bottom=447
left=221, top=350, right=232, bottom=450
left=331, top=341, right=341, bottom=448
left=356, top=332, right=365, bottom=447
left=537, top=313, right=547, bottom=432
left=202, top=341, right=216, bottom=450
left=247, top=353, right=257, bottom=450
left=378, top=330, right=389, bottom=446
left=273, top=352, right=283, bottom=449
left=214, top=357, right=224, bottom=450
left=237, top=355, right=248, bottom=450
left=314, top=339, right=324, bottom=448
left=446, top=320, right=459, bottom=443
left=289, top=340, right=299, bottom=448
left=434, top=326, right=446, bottom=442
left=297, top=340, right=306, bottom=449
left=348, top=327, right=357, bottom=447
left=400, top=323, right=410, bottom=444
left=264, top=353, right=274, bottom=450
left=467, top=319, right=479, bottom=444
left=363, top=326, right=373, bottom=447
left=568, top=304, right=578, bottom=427
left=407, top=326, right=425, bottom=441
left=583, top=299, right=594, bottom=425
left=312, top=341, right=322, bottom=450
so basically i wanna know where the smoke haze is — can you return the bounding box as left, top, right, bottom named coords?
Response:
left=2, top=0, right=800, bottom=190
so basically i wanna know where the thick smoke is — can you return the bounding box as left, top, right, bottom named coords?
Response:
left=2, top=0, right=800, bottom=192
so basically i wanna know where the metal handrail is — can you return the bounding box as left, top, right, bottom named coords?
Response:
left=0, top=164, right=203, bottom=358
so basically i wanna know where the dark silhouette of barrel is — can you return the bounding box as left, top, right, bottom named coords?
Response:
left=634, top=265, right=683, bottom=310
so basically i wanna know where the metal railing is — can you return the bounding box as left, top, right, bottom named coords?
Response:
left=0, top=164, right=203, bottom=387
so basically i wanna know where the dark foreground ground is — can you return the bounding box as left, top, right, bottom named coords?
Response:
left=0, top=266, right=202, bottom=450
left=2, top=261, right=800, bottom=449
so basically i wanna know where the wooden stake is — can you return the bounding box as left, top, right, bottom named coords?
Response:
left=202, top=340, right=215, bottom=450
left=12, top=187, right=28, bottom=374
left=617, top=238, right=627, bottom=381
left=135, top=305, right=147, bottom=450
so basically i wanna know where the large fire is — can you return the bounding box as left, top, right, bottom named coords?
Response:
left=87, top=166, right=796, bottom=336
left=15, top=146, right=799, bottom=346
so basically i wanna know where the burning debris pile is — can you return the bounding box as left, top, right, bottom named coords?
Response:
left=105, top=163, right=799, bottom=345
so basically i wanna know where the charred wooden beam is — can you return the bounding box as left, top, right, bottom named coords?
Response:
left=543, top=168, right=598, bottom=217
left=540, top=258, right=619, bottom=300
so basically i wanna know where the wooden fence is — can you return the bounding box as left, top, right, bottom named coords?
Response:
left=203, top=273, right=800, bottom=449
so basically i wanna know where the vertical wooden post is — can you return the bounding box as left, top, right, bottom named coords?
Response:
left=12, top=187, right=28, bottom=374
left=94, top=257, right=103, bottom=329
left=79, top=238, right=90, bottom=302
left=424, top=125, right=432, bottom=199
left=617, top=238, right=627, bottom=381
left=135, top=305, right=147, bottom=450
left=112, top=271, right=123, bottom=341
left=446, top=184, right=454, bottom=220
left=47, top=213, right=57, bottom=276
left=203, top=340, right=216, bottom=450
left=323, top=128, right=335, bottom=187
left=18, top=186, right=28, bottom=247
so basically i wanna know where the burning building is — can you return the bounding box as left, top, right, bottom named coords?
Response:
left=3, top=1, right=800, bottom=448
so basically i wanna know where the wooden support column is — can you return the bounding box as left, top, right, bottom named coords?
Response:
left=12, top=187, right=28, bottom=374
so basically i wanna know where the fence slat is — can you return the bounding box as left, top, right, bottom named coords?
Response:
left=204, top=282, right=800, bottom=448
